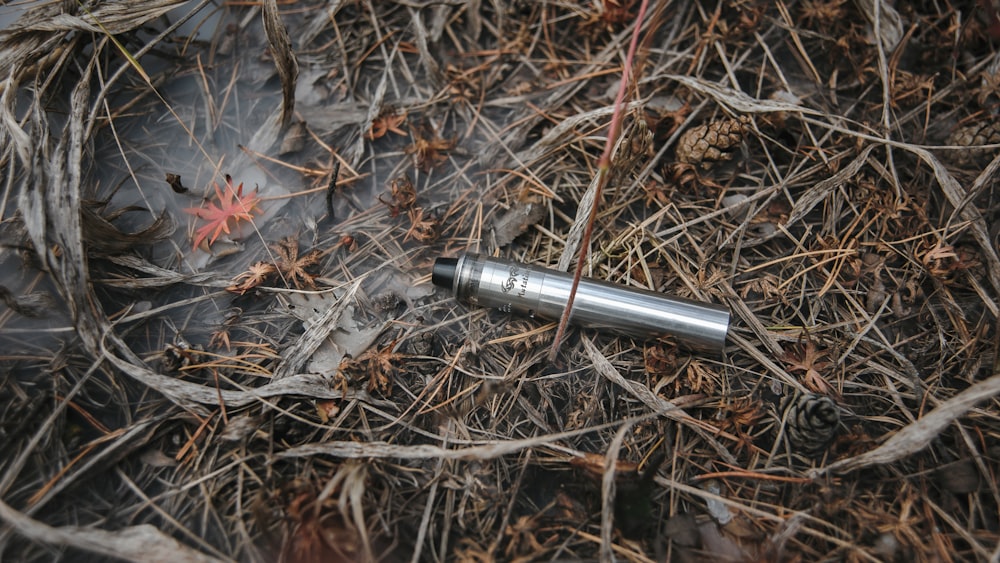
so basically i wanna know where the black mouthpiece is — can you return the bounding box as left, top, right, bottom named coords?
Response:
left=432, top=257, right=458, bottom=289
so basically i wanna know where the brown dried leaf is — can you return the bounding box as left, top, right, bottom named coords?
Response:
left=82, top=203, right=173, bottom=254
left=404, top=207, right=441, bottom=243
left=664, top=513, right=700, bottom=547
left=406, top=127, right=454, bottom=171
left=341, top=342, right=403, bottom=395
left=380, top=175, right=417, bottom=217
left=784, top=340, right=835, bottom=395
left=164, top=173, right=187, bottom=193
left=367, top=110, right=407, bottom=140
left=853, top=0, right=903, bottom=51
left=271, top=237, right=323, bottom=290
left=570, top=451, right=640, bottom=480
left=491, top=199, right=546, bottom=247
left=278, top=120, right=308, bottom=154
left=643, top=343, right=679, bottom=376
left=316, top=399, right=340, bottom=423
left=935, top=459, right=981, bottom=494
left=280, top=489, right=364, bottom=563
left=685, top=360, right=719, bottom=395
left=227, top=261, right=278, bottom=294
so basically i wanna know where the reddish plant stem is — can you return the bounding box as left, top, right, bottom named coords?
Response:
left=549, top=0, right=650, bottom=362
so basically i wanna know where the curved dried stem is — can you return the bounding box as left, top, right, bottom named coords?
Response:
left=549, top=0, right=651, bottom=362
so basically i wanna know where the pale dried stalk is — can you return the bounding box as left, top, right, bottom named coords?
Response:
left=814, top=372, right=1000, bottom=476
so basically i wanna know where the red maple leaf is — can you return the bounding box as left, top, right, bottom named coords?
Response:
left=184, top=175, right=261, bottom=250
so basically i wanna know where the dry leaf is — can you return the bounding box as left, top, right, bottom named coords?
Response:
left=271, top=237, right=323, bottom=290
left=406, top=126, right=454, bottom=171
left=341, top=341, right=403, bottom=395
left=227, top=261, right=278, bottom=294
left=403, top=207, right=441, bottom=243
left=379, top=175, right=417, bottom=217
left=367, top=110, right=407, bottom=139
left=491, top=200, right=546, bottom=247
left=165, top=173, right=187, bottom=193
left=784, top=340, right=835, bottom=395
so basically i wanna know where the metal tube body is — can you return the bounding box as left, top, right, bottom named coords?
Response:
left=445, top=253, right=730, bottom=354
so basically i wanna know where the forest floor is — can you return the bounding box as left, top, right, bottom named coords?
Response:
left=1, top=0, right=999, bottom=561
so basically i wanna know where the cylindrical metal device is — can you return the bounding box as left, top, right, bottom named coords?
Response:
left=432, top=253, right=730, bottom=354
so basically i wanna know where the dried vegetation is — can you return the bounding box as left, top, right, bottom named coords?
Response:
left=0, top=0, right=999, bottom=561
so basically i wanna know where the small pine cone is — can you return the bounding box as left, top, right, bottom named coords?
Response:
left=782, top=392, right=840, bottom=455
left=676, top=115, right=752, bottom=165
left=946, top=121, right=1000, bottom=166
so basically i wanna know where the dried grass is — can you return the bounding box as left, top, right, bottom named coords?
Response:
left=1, top=0, right=998, bottom=561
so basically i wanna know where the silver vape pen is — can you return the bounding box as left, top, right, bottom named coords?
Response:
left=432, top=253, right=730, bottom=354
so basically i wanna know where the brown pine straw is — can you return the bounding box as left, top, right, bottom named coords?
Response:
left=1, top=1, right=998, bottom=561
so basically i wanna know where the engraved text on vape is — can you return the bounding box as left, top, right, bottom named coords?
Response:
left=500, top=265, right=529, bottom=298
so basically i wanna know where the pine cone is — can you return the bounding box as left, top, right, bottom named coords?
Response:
left=782, top=392, right=840, bottom=455
left=675, top=115, right=752, bottom=166
left=946, top=121, right=1000, bottom=166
